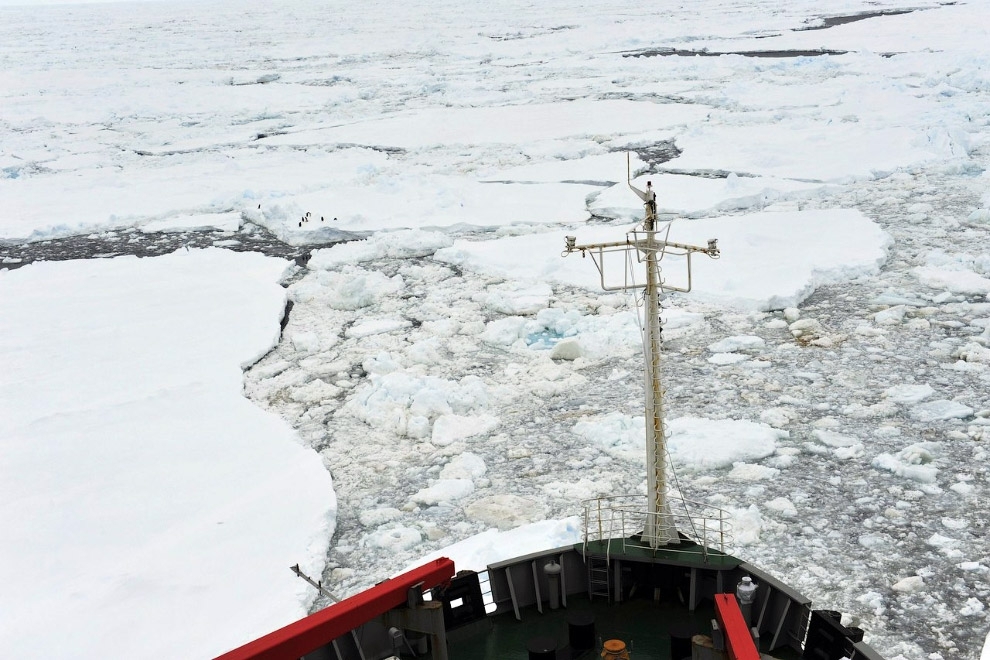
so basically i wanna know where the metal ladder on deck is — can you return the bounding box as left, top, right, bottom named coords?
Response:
left=588, top=556, right=610, bottom=601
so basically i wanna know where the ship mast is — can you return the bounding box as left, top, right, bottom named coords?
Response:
left=563, top=156, right=719, bottom=550
left=641, top=215, right=677, bottom=546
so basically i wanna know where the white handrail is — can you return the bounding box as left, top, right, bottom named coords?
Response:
left=581, top=494, right=733, bottom=558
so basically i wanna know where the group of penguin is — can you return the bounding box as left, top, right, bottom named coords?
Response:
left=298, top=211, right=337, bottom=227
left=253, top=205, right=338, bottom=228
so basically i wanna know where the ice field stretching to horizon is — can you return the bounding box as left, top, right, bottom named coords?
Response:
left=1, top=0, right=990, bottom=658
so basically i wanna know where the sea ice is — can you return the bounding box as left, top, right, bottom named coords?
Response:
left=729, top=505, right=764, bottom=546
left=440, top=453, right=488, bottom=480
left=873, top=443, right=940, bottom=484
left=709, top=353, right=750, bottom=365
left=885, top=384, right=935, bottom=405
left=431, top=414, right=499, bottom=447
left=765, top=497, right=797, bottom=518
left=550, top=337, right=584, bottom=360
left=482, top=281, right=553, bottom=316
left=5, top=0, right=990, bottom=657
left=667, top=417, right=785, bottom=470
left=292, top=266, right=405, bottom=310
left=411, top=479, right=475, bottom=506
left=409, top=518, right=582, bottom=573
left=728, top=462, right=781, bottom=481
left=909, top=400, right=974, bottom=422
left=892, top=576, right=926, bottom=594
left=960, top=598, right=985, bottom=617
left=573, top=412, right=645, bottom=464
left=344, top=371, right=489, bottom=438
left=0, top=250, right=335, bottom=658
left=366, top=526, right=423, bottom=552
left=465, top=495, right=549, bottom=529
left=708, top=335, right=766, bottom=353
left=308, top=229, right=454, bottom=269
left=345, top=318, right=413, bottom=339
left=435, top=209, right=890, bottom=311
left=874, top=305, right=908, bottom=325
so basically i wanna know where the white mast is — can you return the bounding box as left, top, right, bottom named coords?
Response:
left=563, top=156, right=719, bottom=550
left=641, top=216, right=679, bottom=546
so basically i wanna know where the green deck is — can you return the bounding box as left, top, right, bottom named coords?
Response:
left=580, top=537, right=742, bottom=569
left=443, top=538, right=764, bottom=659
left=447, top=594, right=714, bottom=659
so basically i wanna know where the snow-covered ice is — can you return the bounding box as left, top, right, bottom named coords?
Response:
left=434, top=209, right=891, bottom=311
left=0, top=250, right=335, bottom=658
left=409, top=518, right=583, bottom=574
left=3, top=0, right=990, bottom=657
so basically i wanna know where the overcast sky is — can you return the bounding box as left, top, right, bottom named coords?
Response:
left=0, top=0, right=163, bottom=6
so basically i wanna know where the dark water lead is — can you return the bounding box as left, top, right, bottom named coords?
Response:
left=624, top=47, right=850, bottom=59
left=0, top=221, right=357, bottom=272
left=621, top=141, right=683, bottom=169
left=624, top=6, right=926, bottom=60
left=795, top=8, right=918, bottom=31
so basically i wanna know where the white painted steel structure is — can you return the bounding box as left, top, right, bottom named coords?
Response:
left=563, top=156, right=719, bottom=549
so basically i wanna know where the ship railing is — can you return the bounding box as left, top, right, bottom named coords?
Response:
left=582, top=494, right=733, bottom=562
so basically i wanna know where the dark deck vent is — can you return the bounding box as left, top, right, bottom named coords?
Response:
left=439, top=571, right=487, bottom=630
left=803, top=609, right=862, bottom=660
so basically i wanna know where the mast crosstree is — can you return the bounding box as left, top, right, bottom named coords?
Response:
left=563, top=157, right=719, bottom=550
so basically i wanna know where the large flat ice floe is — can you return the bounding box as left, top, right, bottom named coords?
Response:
left=573, top=412, right=785, bottom=470
left=283, top=100, right=709, bottom=150
left=0, top=249, right=336, bottom=658
left=435, top=208, right=891, bottom=311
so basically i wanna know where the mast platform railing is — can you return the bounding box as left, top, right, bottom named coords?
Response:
left=582, top=494, right=732, bottom=562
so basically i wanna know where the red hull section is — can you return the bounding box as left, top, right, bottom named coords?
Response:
left=714, top=593, right=760, bottom=660
left=215, top=558, right=456, bottom=660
